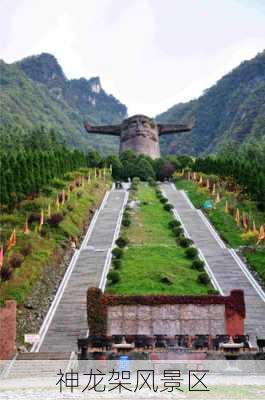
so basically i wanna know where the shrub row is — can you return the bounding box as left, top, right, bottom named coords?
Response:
left=167, top=215, right=210, bottom=286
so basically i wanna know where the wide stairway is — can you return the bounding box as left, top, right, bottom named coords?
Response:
left=161, top=183, right=265, bottom=345
left=35, top=188, right=127, bottom=353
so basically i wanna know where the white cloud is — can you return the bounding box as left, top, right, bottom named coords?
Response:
left=0, top=0, right=264, bottom=116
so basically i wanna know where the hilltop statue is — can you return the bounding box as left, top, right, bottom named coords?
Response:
left=84, top=114, right=193, bottom=159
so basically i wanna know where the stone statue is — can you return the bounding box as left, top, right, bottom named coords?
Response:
left=84, top=114, right=192, bottom=159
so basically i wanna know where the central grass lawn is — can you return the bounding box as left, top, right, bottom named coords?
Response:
left=127, top=184, right=176, bottom=246
left=107, top=245, right=209, bottom=295
left=107, top=183, right=212, bottom=295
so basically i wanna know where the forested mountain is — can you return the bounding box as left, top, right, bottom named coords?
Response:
left=0, top=53, right=127, bottom=153
left=157, top=50, right=265, bottom=155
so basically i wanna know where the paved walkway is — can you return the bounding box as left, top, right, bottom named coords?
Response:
left=161, top=183, right=265, bottom=344
left=34, top=189, right=127, bottom=353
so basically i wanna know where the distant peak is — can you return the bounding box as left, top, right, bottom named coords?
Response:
left=17, top=52, right=66, bottom=85
left=89, top=77, right=101, bottom=93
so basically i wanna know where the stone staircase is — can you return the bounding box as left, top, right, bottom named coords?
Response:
left=161, top=183, right=265, bottom=344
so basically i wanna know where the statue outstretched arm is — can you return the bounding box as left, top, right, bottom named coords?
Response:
left=84, top=121, right=121, bottom=136
left=158, top=122, right=194, bottom=136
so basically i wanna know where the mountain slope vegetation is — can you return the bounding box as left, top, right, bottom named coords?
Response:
left=0, top=53, right=127, bottom=153
left=157, top=50, right=265, bottom=155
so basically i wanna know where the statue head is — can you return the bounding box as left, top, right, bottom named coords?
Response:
left=121, top=115, right=157, bottom=142
left=120, top=115, right=160, bottom=158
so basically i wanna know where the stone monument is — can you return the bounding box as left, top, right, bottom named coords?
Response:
left=84, top=114, right=192, bottom=159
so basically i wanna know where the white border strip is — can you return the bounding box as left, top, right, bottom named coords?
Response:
left=100, top=190, right=129, bottom=292
left=1, top=354, right=17, bottom=378
left=229, top=248, right=265, bottom=303
left=197, top=209, right=226, bottom=249
left=31, top=249, right=80, bottom=352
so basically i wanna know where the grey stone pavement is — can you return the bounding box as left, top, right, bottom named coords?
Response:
left=161, top=183, right=265, bottom=345
left=37, top=189, right=127, bottom=353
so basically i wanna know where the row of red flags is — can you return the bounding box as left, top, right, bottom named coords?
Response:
left=0, top=169, right=110, bottom=270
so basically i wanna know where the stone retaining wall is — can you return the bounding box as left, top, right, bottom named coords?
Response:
left=87, top=289, right=245, bottom=337
left=107, top=303, right=226, bottom=336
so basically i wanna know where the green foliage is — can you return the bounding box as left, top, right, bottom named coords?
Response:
left=194, top=138, right=265, bottom=209
left=169, top=220, right=181, bottom=228
left=179, top=236, right=193, bottom=248
left=112, top=247, right=124, bottom=259
left=185, top=247, right=198, bottom=258
left=191, top=259, right=205, bottom=271
left=157, top=51, right=265, bottom=155
left=0, top=55, right=127, bottom=154
left=160, top=197, right=168, bottom=204
left=0, top=131, right=89, bottom=209
left=197, top=272, right=210, bottom=285
left=172, top=226, right=184, bottom=237
left=164, top=203, right=173, bottom=211
left=108, top=271, right=120, bottom=284
left=122, top=217, right=131, bottom=227
left=107, top=183, right=211, bottom=295
left=115, top=236, right=129, bottom=248
left=112, top=258, right=122, bottom=270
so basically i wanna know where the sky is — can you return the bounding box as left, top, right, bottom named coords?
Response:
left=1, top=0, right=265, bottom=117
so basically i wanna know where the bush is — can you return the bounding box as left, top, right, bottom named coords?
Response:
left=112, top=258, right=122, bottom=269
left=172, top=227, right=184, bottom=237
left=164, top=203, right=174, bottom=211
left=28, top=213, right=40, bottom=224
left=67, top=204, right=74, bottom=212
left=112, top=247, right=124, bottom=259
left=123, top=211, right=131, bottom=219
left=41, top=186, right=54, bottom=196
left=197, top=272, right=210, bottom=285
left=47, top=213, right=64, bottom=227
left=185, top=247, right=198, bottom=258
left=20, top=243, right=32, bottom=257
left=168, top=220, right=181, bottom=229
left=50, top=178, right=66, bottom=189
left=0, top=265, right=12, bottom=281
left=122, top=218, right=131, bottom=227
left=179, top=236, right=193, bottom=248
left=132, top=177, right=140, bottom=185
left=115, top=236, right=129, bottom=248
left=76, top=191, right=83, bottom=198
left=108, top=271, right=120, bottom=284
left=20, top=200, right=42, bottom=213
left=191, top=259, right=205, bottom=271
left=160, top=197, right=168, bottom=204
left=147, top=177, right=156, bottom=186
left=9, top=253, right=24, bottom=269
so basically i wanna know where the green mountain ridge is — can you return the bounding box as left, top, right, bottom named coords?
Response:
left=0, top=53, right=127, bottom=153
left=157, top=50, right=265, bottom=155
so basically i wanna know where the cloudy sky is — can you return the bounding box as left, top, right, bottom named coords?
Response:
left=1, top=0, right=265, bottom=116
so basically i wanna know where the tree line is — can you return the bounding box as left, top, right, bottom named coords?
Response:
left=193, top=139, right=265, bottom=211
left=0, top=128, right=87, bottom=208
